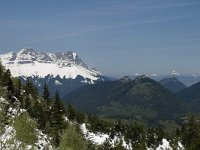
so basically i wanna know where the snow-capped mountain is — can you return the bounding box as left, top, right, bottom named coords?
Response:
left=0, top=48, right=101, bottom=82
left=0, top=48, right=106, bottom=97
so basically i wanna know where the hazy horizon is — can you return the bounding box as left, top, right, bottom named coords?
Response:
left=0, top=0, right=200, bottom=77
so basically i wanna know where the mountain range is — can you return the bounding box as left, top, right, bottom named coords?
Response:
left=131, top=71, right=200, bottom=87
left=0, top=48, right=106, bottom=97
left=1, top=48, right=200, bottom=97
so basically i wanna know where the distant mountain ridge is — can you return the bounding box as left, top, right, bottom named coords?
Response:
left=130, top=71, right=200, bottom=87
left=177, top=82, right=200, bottom=109
left=159, top=77, right=186, bottom=93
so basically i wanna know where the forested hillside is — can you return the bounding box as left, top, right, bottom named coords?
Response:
left=64, top=75, right=194, bottom=126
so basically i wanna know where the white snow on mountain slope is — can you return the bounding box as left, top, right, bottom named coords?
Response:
left=0, top=48, right=102, bottom=81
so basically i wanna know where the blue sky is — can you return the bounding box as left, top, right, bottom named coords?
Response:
left=0, top=0, right=200, bottom=77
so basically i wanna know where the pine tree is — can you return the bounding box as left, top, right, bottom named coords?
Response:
left=87, top=114, right=105, bottom=133
left=42, top=83, right=51, bottom=134
left=2, top=69, right=15, bottom=102
left=43, top=82, right=50, bottom=101
left=50, top=91, right=65, bottom=123
left=14, top=78, right=22, bottom=102
left=0, top=60, right=5, bottom=84
left=48, top=91, right=66, bottom=146
left=37, top=101, right=47, bottom=130
left=76, top=111, right=85, bottom=124
left=6, top=69, right=14, bottom=93
left=23, top=78, right=38, bottom=99
left=66, top=104, right=77, bottom=121
left=21, top=78, right=37, bottom=109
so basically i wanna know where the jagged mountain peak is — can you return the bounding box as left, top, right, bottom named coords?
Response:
left=19, top=48, right=37, bottom=54
left=4, top=48, right=84, bottom=65
left=0, top=48, right=102, bottom=81
left=55, top=50, right=77, bottom=60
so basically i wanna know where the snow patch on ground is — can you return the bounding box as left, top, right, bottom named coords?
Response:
left=147, top=139, right=184, bottom=150
left=0, top=97, right=6, bottom=103
left=81, top=123, right=109, bottom=145
left=36, top=130, right=53, bottom=150
left=147, top=139, right=171, bottom=150
left=7, top=107, right=26, bottom=119
left=81, top=123, right=132, bottom=149
left=157, top=139, right=171, bottom=150
left=81, top=124, right=184, bottom=150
